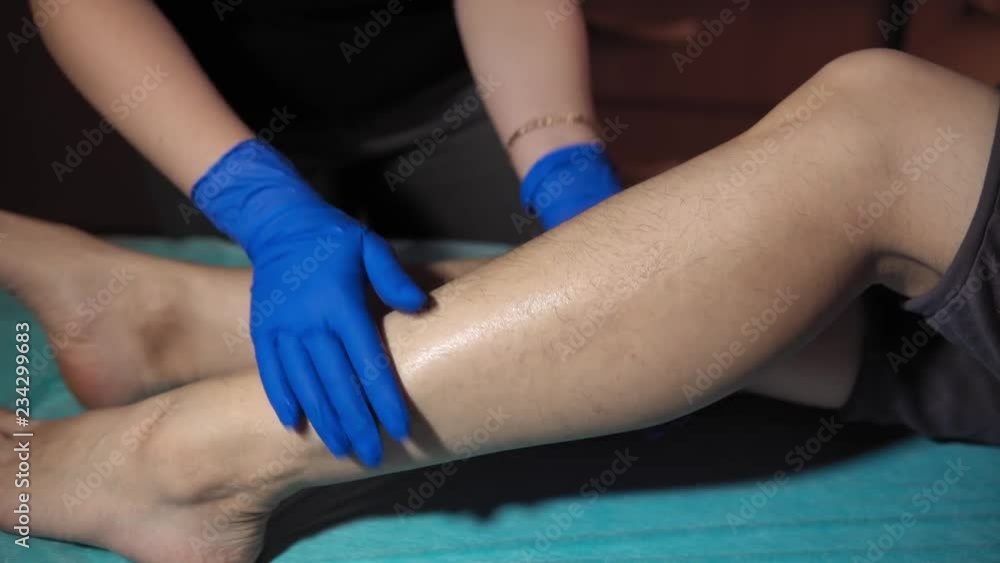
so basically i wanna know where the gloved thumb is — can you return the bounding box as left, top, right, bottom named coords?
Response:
left=362, top=232, right=428, bottom=313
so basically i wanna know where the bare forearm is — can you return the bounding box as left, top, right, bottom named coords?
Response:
left=34, top=0, right=253, bottom=192
left=455, top=0, right=598, bottom=177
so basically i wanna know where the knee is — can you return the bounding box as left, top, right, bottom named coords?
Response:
left=744, top=49, right=921, bottom=164
left=749, top=49, right=925, bottom=137
left=734, top=50, right=931, bottom=248
left=749, top=48, right=939, bottom=164
left=808, top=48, right=941, bottom=119
left=815, top=48, right=922, bottom=90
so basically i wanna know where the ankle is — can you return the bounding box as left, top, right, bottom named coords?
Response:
left=136, top=380, right=316, bottom=508
left=131, top=264, right=200, bottom=388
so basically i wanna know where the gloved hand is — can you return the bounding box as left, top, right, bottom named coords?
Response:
left=520, top=143, right=623, bottom=230
left=192, top=139, right=427, bottom=467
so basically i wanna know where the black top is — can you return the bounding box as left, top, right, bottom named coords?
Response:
left=154, top=0, right=467, bottom=133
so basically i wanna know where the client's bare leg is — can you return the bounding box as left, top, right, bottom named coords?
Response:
left=2, top=50, right=996, bottom=563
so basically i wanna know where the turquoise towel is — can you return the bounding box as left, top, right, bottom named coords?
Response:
left=1, top=238, right=998, bottom=563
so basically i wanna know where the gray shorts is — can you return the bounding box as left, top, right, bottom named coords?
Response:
left=840, top=104, right=1000, bottom=444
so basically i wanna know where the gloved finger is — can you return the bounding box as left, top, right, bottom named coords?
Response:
left=252, top=332, right=301, bottom=428
left=335, top=307, right=409, bottom=441
left=304, top=333, right=383, bottom=467
left=362, top=232, right=428, bottom=313
left=277, top=334, right=350, bottom=457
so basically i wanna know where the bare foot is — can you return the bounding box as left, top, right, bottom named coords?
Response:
left=0, top=397, right=276, bottom=563
left=0, top=211, right=255, bottom=407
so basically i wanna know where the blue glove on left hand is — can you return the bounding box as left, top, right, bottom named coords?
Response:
left=520, top=143, right=623, bottom=230
left=192, top=140, right=427, bottom=467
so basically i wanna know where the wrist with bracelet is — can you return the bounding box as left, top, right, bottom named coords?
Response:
left=506, top=112, right=596, bottom=149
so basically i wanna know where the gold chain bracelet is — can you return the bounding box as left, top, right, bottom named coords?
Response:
left=506, top=112, right=595, bottom=149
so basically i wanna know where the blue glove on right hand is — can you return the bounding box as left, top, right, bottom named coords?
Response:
left=192, top=140, right=427, bottom=466
left=520, top=143, right=623, bottom=230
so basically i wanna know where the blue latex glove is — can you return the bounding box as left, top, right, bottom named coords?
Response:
left=192, top=140, right=427, bottom=466
left=520, top=142, right=623, bottom=230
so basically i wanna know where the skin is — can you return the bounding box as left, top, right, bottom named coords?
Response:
left=1, top=49, right=997, bottom=563
left=455, top=0, right=601, bottom=177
